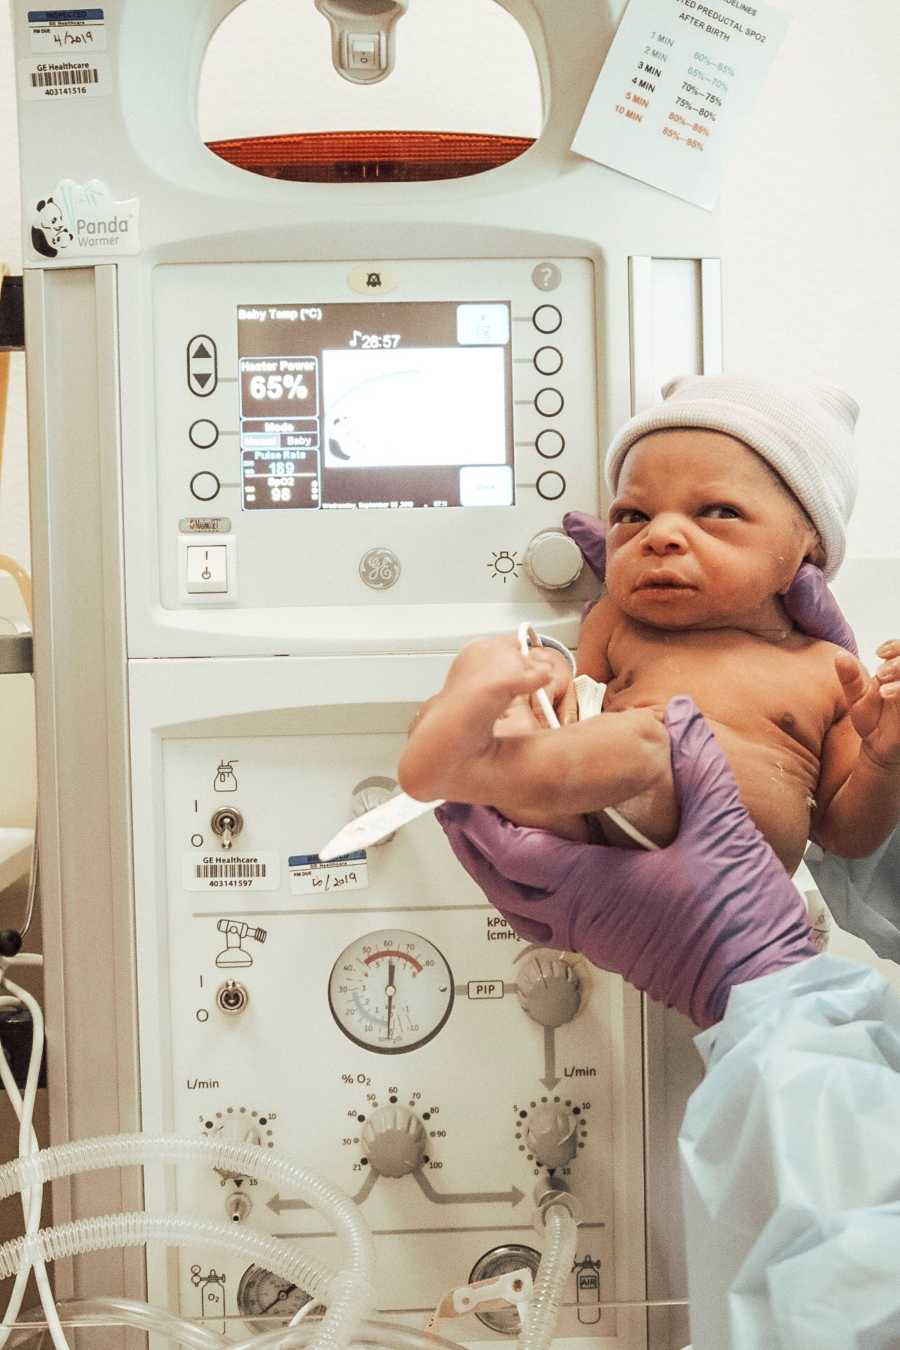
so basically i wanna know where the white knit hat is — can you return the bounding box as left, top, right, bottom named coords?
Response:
left=605, top=374, right=859, bottom=580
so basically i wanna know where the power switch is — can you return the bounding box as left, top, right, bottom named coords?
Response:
left=186, top=545, right=228, bottom=594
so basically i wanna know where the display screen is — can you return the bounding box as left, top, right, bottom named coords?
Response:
left=237, top=301, right=514, bottom=511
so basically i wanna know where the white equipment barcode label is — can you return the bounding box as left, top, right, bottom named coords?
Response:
left=183, top=852, right=280, bottom=892
left=20, top=54, right=109, bottom=98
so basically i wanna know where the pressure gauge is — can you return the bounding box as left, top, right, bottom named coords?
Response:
left=328, top=929, right=454, bottom=1054
left=236, top=1265, right=310, bottom=1331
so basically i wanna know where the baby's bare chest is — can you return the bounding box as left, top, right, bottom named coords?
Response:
left=602, top=629, right=836, bottom=753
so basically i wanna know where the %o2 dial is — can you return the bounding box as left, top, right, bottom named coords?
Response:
left=236, top=1265, right=311, bottom=1331
left=328, top=930, right=454, bottom=1054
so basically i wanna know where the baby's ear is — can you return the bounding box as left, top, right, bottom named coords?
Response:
left=805, top=533, right=826, bottom=569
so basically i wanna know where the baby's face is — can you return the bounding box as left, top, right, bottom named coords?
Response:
left=605, top=428, right=819, bottom=632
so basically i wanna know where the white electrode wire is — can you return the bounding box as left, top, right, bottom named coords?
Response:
left=0, top=1135, right=375, bottom=1350
left=0, top=968, right=70, bottom=1350
left=517, top=623, right=659, bottom=852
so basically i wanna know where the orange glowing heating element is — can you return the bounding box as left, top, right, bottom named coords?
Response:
left=205, top=129, right=535, bottom=182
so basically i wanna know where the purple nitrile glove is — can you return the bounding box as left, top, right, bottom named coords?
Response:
left=563, top=512, right=859, bottom=654
left=563, top=510, right=606, bottom=584
left=782, top=560, right=858, bottom=655
left=437, top=698, right=817, bottom=1029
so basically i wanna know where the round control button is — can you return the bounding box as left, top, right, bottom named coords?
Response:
left=535, top=429, right=565, bottom=459
left=534, top=346, right=563, bottom=376
left=189, top=419, right=219, bottom=449
left=524, top=530, right=583, bottom=589
left=534, top=387, right=564, bottom=417
left=536, top=472, right=566, bottom=502
left=190, top=471, right=221, bottom=503
left=532, top=304, right=562, bottom=334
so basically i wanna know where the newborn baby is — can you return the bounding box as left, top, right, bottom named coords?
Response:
left=399, top=376, right=900, bottom=875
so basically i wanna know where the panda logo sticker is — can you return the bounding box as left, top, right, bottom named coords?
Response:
left=29, top=179, right=140, bottom=260
left=31, top=197, right=73, bottom=258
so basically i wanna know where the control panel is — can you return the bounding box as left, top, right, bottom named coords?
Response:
left=153, top=259, right=600, bottom=612
left=138, top=695, right=646, bottom=1345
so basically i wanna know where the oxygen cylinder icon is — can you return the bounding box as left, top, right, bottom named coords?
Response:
left=214, top=759, right=238, bottom=792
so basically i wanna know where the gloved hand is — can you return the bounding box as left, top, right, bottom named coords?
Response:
left=437, top=699, right=817, bottom=1028
left=563, top=510, right=859, bottom=654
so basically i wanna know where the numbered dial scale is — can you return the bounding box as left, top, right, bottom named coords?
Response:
left=328, top=930, right=454, bottom=1054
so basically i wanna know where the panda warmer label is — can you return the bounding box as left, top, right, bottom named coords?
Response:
left=29, top=179, right=140, bottom=260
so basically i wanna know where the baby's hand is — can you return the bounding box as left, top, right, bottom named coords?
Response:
left=443, top=635, right=554, bottom=707
left=835, top=640, right=900, bottom=767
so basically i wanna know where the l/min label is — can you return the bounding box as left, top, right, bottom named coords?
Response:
left=183, top=852, right=280, bottom=892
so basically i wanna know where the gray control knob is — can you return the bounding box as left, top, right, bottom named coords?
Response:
left=517, top=955, right=581, bottom=1028
left=524, top=530, right=583, bottom=591
left=361, top=1105, right=427, bottom=1178
left=525, top=1103, right=577, bottom=1170
left=351, top=776, right=399, bottom=845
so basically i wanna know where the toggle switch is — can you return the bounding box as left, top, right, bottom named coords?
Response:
left=186, top=545, right=228, bottom=594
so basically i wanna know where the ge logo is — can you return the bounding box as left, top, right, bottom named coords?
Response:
left=366, top=272, right=382, bottom=288
left=359, top=547, right=401, bottom=590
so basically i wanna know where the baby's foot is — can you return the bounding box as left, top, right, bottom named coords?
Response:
left=398, top=637, right=553, bottom=803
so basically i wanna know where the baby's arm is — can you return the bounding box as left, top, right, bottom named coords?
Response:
left=812, top=643, right=900, bottom=858
left=574, top=595, right=617, bottom=682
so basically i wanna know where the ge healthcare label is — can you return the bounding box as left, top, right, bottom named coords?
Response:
left=22, top=10, right=109, bottom=99
left=183, top=852, right=280, bottom=893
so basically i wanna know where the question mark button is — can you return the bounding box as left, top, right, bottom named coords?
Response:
left=532, top=262, right=561, bottom=292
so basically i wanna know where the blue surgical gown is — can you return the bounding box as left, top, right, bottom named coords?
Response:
left=680, top=953, right=900, bottom=1348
